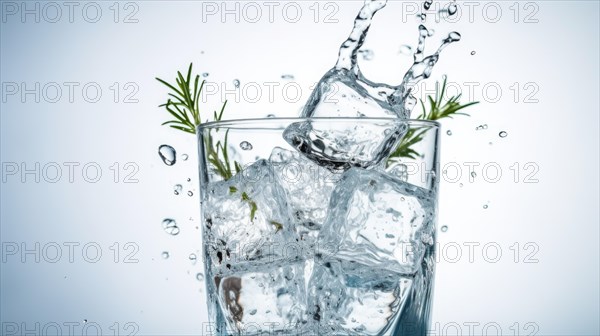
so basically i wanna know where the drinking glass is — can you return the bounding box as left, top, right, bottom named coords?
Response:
left=197, top=118, right=440, bottom=336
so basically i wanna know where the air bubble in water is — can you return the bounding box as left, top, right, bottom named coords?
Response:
left=187, top=178, right=191, bottom=182
left=202, top=72, right=209, bottom=77
left=471, top=51, right=476, bottom=55
left=196, top=273, right=204, bottom=281
left=475, top=124, right=488, bottom=131
left=398, top=45, right=413, bottom=55
left=446, top=130, right=452, bottom=136
left=158, top=145, right=176, bottom=166
left=499, top=131, right=508, bottom=138
left=174, top=184, right=182, bottom=195
left=188, top=191, right=193, bottom=197
left=267, top=114, right=276, bottom=118
left=281, top=74, right=295, bottom=80
left=249, top=309, right=257, bottom=315
left=189, top=253, right=197, bottom=263
left=161, top=251, right=169, bottom=259
left=471, top=172, right=477, bottom=178
left=83, top=319, right=88, bottom=323
left=162, top=219, right=180, bottom=236
left=441, top=225, right=448, bottom=232
left=240, top=141, right=253, bottom=150
left=233, top=79, right=240, bottom=88
left=181, top=154, right=189, bottom=161
left=483, top=204, right=489, bottom=209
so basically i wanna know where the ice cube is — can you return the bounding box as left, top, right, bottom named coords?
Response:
left=302, top=68, right=401, bottom=119
left=215, top=261, right=309, bottom=334
left=318, top=168, right=436, bottom=274
left=306, top=257, right=414, bottom=335
left=283, top=68, right=407, bottom=171
left=269, top=147, right=341, bottom=243
left=204, top=160, right=296, bottom=269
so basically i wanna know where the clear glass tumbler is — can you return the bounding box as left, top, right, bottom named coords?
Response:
left=197, top=118, right=440, bottom=336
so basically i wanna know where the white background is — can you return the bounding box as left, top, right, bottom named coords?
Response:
left=1, top=1, right=599, bottom=335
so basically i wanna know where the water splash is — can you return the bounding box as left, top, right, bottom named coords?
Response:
left=319, top=0, right=462, bottom=119
left=158, top=145, right=176, bottom=166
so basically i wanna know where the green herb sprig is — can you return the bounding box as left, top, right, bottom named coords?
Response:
left=387, top=76, right=479, bottom=163
left=157, top=64, right=258, bottom=222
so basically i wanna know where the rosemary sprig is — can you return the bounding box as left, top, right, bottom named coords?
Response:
left=157, top=63, right=259, bottom=222
left=387, top=76, right=479, bottom=163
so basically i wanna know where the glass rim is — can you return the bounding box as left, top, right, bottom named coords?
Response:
left=197, top=117, right=440, bottom=131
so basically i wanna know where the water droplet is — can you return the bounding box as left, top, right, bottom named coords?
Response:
left=187, top=178, right=192, bottom=182
left=83, top=319, right=88, bottom=323
left=446, top=130, right=452, bottom=136
left=447, top=31, right=461, bottom=42
left=196, top=273, right=204, bottom=281
left=427, top=28, right=435, bottom=37
left=448, top=3, right=458, bottom=15
left=202, top=72, right=209, bottom=77
left=189, top=253, right=197, bottom=263
left=471, top=172, right=477, bottom=178
left=441, top=225, right=448, bottom=232
left=161, top=251, right=170, bottom=259
left=398, top=45, right=413, bottom=55
left=162, top=219, right=180, bottom=236
left=459, top=183, right=464, bottom=187
left=266, top=114, right=276, bottom=118
left=475, top=124, right=488, bottom=131
left=187, top=191, right=194, bottom=197
left=499, top=131, right=508, bottom=138
left=174, top=184, right=182, bottom=195
left=483, top=204, right=488, bottom=209
left=471, top=50, right=476, bottom=55
left=249, top=309, right=257, bottom=315
left=359, top=49, right=374, bottom=61
left=240, top=141, right=253, bottom=150
left=424, top=0, right=433, bottom=10
left=158, top=145, right=176, bottom=166
left=281, top=74, right=295, bottom=80
left=233, top=79, right=240, bottom=88
left=181, top=154, right=189, bottom=161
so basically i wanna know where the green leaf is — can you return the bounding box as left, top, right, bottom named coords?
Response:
left=269, top=220, right=284, bottom=233
left=387, top=76, right=479, bottom=163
